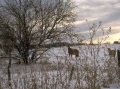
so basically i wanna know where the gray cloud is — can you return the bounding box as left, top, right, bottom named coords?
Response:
left=73, top=0, right=120, bottom=42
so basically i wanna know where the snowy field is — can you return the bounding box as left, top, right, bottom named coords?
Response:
left=0, top=44, right=120, bottom=89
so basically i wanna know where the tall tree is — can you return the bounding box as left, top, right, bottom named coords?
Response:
left=0, top=0, right=76, bottom=64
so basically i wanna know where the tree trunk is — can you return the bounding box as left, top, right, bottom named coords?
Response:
left=7, top=51, right=12, bottom=86
left=22, top=49, right=29, bottom=64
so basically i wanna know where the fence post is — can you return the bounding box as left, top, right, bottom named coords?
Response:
left=117, top=50, right=120, bottom=79
left=117, top=50, right=120, bottom=67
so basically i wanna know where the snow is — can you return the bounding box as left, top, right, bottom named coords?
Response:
left=47, top=44, right=120, bottom=89
left=0, top=44, right=120, bottom=89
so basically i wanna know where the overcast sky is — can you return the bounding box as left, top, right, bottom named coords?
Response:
left=0, top=0, right=120, bottom=43
left=73, top=0, right=120, bottom=43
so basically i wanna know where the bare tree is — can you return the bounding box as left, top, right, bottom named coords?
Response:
left=0, top=0, right=76, bottom=64
left=0, top=22, right=13, bottom=86
left=85, top=20, right=111, bottom=45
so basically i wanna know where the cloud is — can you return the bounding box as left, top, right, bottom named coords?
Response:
left=73, top=0, right=120, bottom=42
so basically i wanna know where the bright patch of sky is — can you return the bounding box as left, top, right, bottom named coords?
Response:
left=73, top=0, right=120, bottom=43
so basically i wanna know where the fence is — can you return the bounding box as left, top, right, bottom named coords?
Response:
left=117, top=50, right=120, bottom=67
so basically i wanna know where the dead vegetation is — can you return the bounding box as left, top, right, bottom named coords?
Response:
left=0, top=44, right=120, bottom=89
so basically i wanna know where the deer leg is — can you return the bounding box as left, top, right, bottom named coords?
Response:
left=114, top=55, right=115, bottom=60
left=68, top=54, right=72, bottom=60
left=76, top=56, right=77, bottom=60
left=70, top=54, right=72, bottom=59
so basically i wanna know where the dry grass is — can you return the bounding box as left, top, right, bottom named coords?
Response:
left=0, top=44, right=120, bottom=89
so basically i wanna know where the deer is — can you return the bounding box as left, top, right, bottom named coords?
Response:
left=67, top=45, right=79, bottom=58
left=108, top=48, right=116, bottom=59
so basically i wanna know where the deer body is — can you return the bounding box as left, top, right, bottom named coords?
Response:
left=68, top=46, right=79, bottom=58
left=108, top=48, right=116, bottom=58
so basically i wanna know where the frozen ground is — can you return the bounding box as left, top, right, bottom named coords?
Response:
left=47, top=44, right=120, bottom=89
left=0, top=44, right=120, bottom=89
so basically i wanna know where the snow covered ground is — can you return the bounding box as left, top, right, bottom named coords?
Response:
left=47, top=44, right=120, bottom=89
left=0, top=44, right=120, bottom=89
